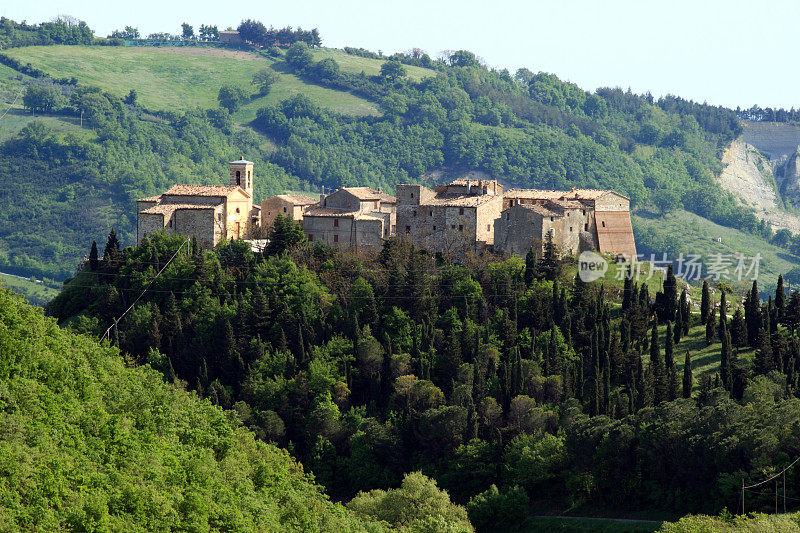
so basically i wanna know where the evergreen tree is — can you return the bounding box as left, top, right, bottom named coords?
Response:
left=89, top=241, right=99, bottom=271
left=700, top=280, right=710, bottom=325
left=705, top=306, right=716, bottom=346
left=718, top=291, right=727, bottom=341
left=591, top=328, right=601, bottom=416
left=650, top=322, right=665, bottom=403
left=682, top=350, right=693, bottom=398
left=674, top=298, right=683, bottom=344
left=102, top=228, right=121, bottom=271
left=731, top=307, right=746, bottom=349
left=538, top=231, right=559, bottom=281
left=786, top=290, right=800, bottom=333
left=662, top=265, right=677, bottom=322
left=622, top=265, right=633, bottom=311
left=720, top=319, right=732, bottom=390
left=754, top=326, right=773, bottom=375
left=680, top=289, right=690, bottom=334
left=665, top=321, right=674, bottom=368
left=745, top=280, right=761, bottom=347
left=776, top=274, right=786, bottom=323
left=524, top=246, right=537, bottom=286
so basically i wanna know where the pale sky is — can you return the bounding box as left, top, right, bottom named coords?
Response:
left=2, top=0, right=797, bottom=110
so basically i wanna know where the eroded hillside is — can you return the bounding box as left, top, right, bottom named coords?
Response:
left=717, top=121, right=800, bottom=233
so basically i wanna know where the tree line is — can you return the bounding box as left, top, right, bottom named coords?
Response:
left=46, top=228, right=800, bottom=526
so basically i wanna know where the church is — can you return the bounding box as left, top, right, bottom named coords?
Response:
left=136, top=158, right=260, bottom=249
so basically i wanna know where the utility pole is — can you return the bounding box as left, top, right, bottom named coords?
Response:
left=742, top=478, right=745, bottom=515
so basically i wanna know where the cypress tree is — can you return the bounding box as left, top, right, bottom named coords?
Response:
left=680, top=289, right=690, bottom=334
left=700, top=280, right=711, bottom=325
left=524, top=246, right=537, bottom=286
left=663, top=264, right=677, bottom=321
left=591, top=327, right=601, bottom=416
left=754, top=326, right=773, bottom=375
left=682, top=350, right=693, bottom=398
left=720, top=319, right=732, bottom=390
left=719, top=290, right=727, bottom=336
left=622, top=265, right=633, bottom=311
left=731, top=307, right=746, bottom=349
left=705, top=306, right=716, bottom=346
left=89, top=241, right=99, bottom=271
left=776, top=274, right=786, bottom=323
left=650, top=322, right=665, bottom=403
left=665, top=321, right=674, bottom=369
left=674, top=298, right=683, bottom=344
left=745, top=280, right=761, bottom=347
left=603, top=351, right=611, bottom=414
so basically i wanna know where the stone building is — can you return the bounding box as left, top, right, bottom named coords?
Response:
left=395, top=179, right=504, bottom=253
left=218, top=30, right=243, bottom=44
left=136, top=158, right=260, bottom=249
left=495, top=188, right=636, bottom=258
left=301, top=187, right=396, bottom=248
left=261, top=194, right=318, bottom=228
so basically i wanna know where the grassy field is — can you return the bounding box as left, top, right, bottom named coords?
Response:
left=3, top=46, right=384, bottom=120
left=312, top=49, right=435, bottom=81
left=0, top=273, right=60, bottom=306
left=634, top=210, right=800, bottom=294
left=522, top=516, right=661, bottom=532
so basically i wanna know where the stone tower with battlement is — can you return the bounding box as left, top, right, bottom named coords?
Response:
left=229, top=157, right=254, bottom=198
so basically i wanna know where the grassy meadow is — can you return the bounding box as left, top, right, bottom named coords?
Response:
left=1, top=45, right=438, bottom=121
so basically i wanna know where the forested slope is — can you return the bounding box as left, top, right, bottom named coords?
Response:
left=1, top=37, right=788, bottom=283
left=0, top=283, right=376, bottom=531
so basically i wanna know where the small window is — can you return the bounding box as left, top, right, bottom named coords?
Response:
left=602, top=221, right=606, bottom=227
left=283, top=206, right=287, bottom=213
left=334, top=218, right=339, bottom=227
left=247, top=171, right=251, bottom=178
left=487, top=224, right=490, bottom=231
left=411, top=193, right=414, bottom=199
left=459, top=224, right=464, bottom=231
left=413, top=211, right=417, bottom=217
left=550, top=217, right=554, bottom=222
left=236, top=208, right=240, bottom=214
left=584, top=223, right=588, bottom=231
left=405, top=225, right=411, bottom=233
left=429, top=211, right=433, bottom=217
left=333, top=234, right=338, bottom=243
left=433, top=225, right=437, bottom=231
left=308, top=234, right=313, bottom=241
left=583, top=210, right=586, bottom=215
left=459, top=208, right=464, bottom=215
left=451, top=224, right=456, bottom=229
left=506, top=213, right=510, bottom=220
left=570, top=227, right=573, bottom=232
left=168, top=219, right=173, bottom=228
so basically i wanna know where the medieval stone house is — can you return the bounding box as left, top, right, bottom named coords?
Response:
left=136, top=158, right=260, bottom=249
left=301, top=187, right=396, bottom=248
left=261, top=194, right=318, bottom=228
left=395, top=179, right=504, bottom=253
left=495, top=188, right=636, bottom=258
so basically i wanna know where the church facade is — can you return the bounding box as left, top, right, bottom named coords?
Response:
left=136, top=158, right=260, bottom=248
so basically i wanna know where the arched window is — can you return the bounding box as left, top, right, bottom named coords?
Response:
left=235, top=170, right=241, bottom=186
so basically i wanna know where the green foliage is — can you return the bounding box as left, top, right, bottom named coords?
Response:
left=218, top=84, right=249, bottom=112
left=466, top=484, right=529, bottom=533
left=286, top=42, right=315, bottom=70
left=22, top=84, right=66, bottom=113
left=347, top=472, right=473, bottom=532
left=659, top=512, right=800, bottom=532
left=0, top=286, right=372, bottom=531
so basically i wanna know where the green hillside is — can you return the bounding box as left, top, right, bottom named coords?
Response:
left=2, top=45, right=391, bottom=119
left=634, top=209, right=800, bottom=293
left=0, top=285, right=371, bottom=531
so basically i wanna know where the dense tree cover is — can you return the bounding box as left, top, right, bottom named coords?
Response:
left=0, top=86, right=301, bottom=280
left=738, top=104, right=800, bottom=123
left=0, top=16, right=94, bottom=49
left=46, top=231, right=800, bottom=525
left=0, top=284, right=383, bottom=531
left=237, top=19, right=321, bottom=48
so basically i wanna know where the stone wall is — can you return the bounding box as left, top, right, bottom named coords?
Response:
left=174, top=209, right=217, bottom=249
left=303, top=215, right=385, bottom=248
left=261, top=197, right=309, bottom=228
left=138, top=213, right=165, bottom=243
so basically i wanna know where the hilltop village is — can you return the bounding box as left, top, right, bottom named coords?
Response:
left=137, top=160, right=637, bottom=258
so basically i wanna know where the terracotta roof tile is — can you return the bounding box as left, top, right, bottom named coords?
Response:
left=273, top=194, right=319, bottom=205
left=164, top=184, right=245, bottom=198
left=139, top=203, right=217, bottom=216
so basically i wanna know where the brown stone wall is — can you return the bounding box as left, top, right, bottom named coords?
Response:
left=594, top=193, right=630, bottom=212
left=138, top=212, right=165, bottom=243
left=323, top=190, right=363, bottom=211
left=173, top=209, right=217, bottom=249
left=302, top=215, right=385, bottom=248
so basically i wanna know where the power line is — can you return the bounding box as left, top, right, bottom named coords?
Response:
left=100, top=238, right=188, bottom=342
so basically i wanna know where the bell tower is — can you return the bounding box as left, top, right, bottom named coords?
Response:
left=229, top=157, right=254, bottom=198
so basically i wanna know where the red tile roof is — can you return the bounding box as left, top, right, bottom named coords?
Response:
left=164, top=184, right=246, bottom=198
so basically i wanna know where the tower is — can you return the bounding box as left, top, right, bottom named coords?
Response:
left=229, top=157, right=254, bottom=198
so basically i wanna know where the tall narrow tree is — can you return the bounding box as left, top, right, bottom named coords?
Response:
left=682, top=350, right=693, bottom=398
